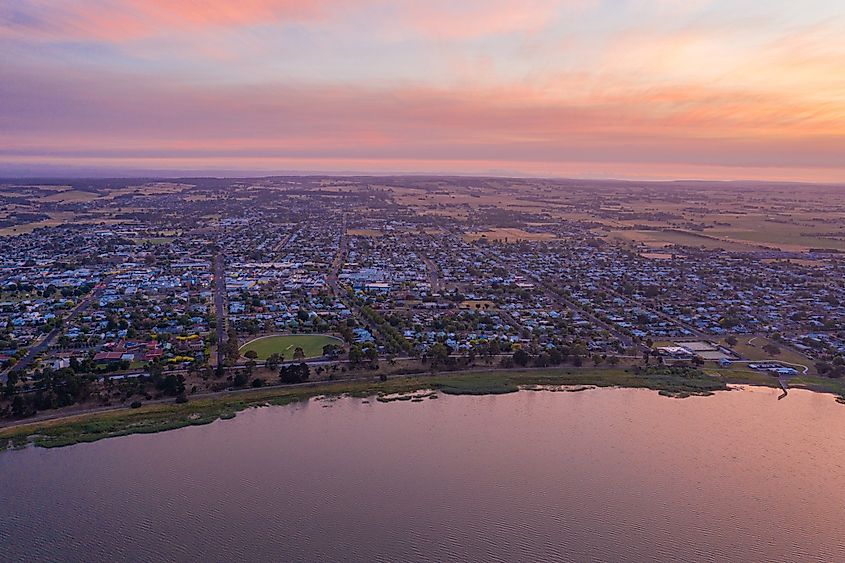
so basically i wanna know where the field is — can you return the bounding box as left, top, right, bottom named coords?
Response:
left=239, top=334, right=343, bottom=360
left=460, top=300, right=497, bottom=310
left=705, top=217, right=845, bottom=251
left=463, top=228, right=556, bottom=243
left=718, top=336, right=815, bottom=374
left=40, top=189, right=100, bottom=203
left=761, top=258, right=825, bottom=268
left=609, top=229, right=763, bottom=252
left=132, top=237, right=176, bottom=245
left=0, top=209, right=133, bottom=237
left=0, top=220, right=63, bottom=236
left=347, top=228, right=383, bottom=237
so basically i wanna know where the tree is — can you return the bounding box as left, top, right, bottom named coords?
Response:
left=533, top=352, right=550, bottom=368
left=224, top=327, right=240, bottom=365
left=11, top=395, right=35, bottom=418
left=429, top=342, right=451, bottom=370
left=233, top=370, right=249, bottom=387
left=293, top=346, right=305, bottom=361
left=157, top=373, right=186, bottom=396
left=348, top=345, right=364, bottom=368
left=512, top=348, right=530, bottom=367
left=363, top=343, right=378, bottom=366
left=3, top=372, right=18, bottom=399
left=725, top=335, right=738, bottom=347
left=244, top=350, right=258, bottom=360
left=763, top=343, right=781, bottom=356
left=322, top=344, right=342, bottom=358
left=148, top=360, right=164, bottom=381
left=279, top=362, right=309, bottom=384
left=265, top=353, right=283, bottom=371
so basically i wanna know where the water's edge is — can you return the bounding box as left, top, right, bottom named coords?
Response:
left=2, top=366, right=843, bottom=452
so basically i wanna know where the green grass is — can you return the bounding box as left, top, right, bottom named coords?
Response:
left=706, top=219, right=845, bottom=251
left=618, top=229, right=761, bottom=252
left=719, top=336, right=814, bottom=374
left=239, top=334, right=342, bottom=360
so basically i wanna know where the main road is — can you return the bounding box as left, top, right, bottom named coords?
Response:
left=422, top=256, right=443, bottom=294
left=325, top=214, right=399, bottom=348
left=272, top=227, right=301, bottom=257
left=326, top=213, right=347, bottom=295
left=1, top=276, right=113, bottom=383
left=212, top=253, right=228, bottom=367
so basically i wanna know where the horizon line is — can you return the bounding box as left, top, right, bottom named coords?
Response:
left=1, top=169, right=844, bottom=188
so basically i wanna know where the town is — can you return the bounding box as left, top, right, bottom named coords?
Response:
left=1, top=176, right=844, bottom=419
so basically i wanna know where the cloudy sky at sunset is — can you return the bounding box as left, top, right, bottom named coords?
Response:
left=1, top=0, right=843, bottom=181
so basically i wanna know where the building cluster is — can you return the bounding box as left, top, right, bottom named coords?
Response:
left=2, top=178, right=843, bottom=382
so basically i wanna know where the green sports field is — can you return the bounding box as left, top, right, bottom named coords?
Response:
left=239, top=334, right=343, bottom=360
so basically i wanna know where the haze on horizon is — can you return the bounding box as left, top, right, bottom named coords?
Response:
left=1, top=1, right=844, bottom=182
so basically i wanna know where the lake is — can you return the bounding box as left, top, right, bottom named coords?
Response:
left=2, top=386, right=845, bottom=561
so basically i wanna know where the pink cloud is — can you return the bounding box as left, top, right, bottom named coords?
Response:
left=2, top=62, right=842, bottom=178
left=2, top=2, right=843, bottom=183
left=1, top=0, right=582, bottom=44
left=0, top=0, right=344, bottom=43
left=398, top=0, right=577, bottom=40
left=128, top=0, right=330, bottom=27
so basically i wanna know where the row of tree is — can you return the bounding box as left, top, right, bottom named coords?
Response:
left=359, top=305, right=413, bottom=354
left=348, top=342, right=379, bottom=368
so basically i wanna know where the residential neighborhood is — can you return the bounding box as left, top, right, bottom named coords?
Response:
left=1, top=177, right=844, bottom=419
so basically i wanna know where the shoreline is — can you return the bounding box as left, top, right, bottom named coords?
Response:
left=2, top=366, right=843, bottom=452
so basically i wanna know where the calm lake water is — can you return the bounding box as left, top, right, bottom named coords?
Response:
left=2, top=386, right=845, bottom=562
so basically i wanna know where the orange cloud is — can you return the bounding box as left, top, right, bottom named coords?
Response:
left=2, top=1, right=844, bottom=182
left=2, top=62, right=842, bottom=175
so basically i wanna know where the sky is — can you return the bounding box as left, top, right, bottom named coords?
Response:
left=1, top=0, right=844, bottom=181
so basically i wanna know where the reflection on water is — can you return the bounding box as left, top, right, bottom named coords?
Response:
left=2, top=386, right=845, bottom=562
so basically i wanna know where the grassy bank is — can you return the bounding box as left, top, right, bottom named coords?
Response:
left=1, top=365, right=840, bottom=452
left=719, top=365, right=845, bottom=396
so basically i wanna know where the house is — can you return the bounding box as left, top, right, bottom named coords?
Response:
left=45, top=357, right=71, bottom=370
left=655, top=346, right=694, bottom=359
